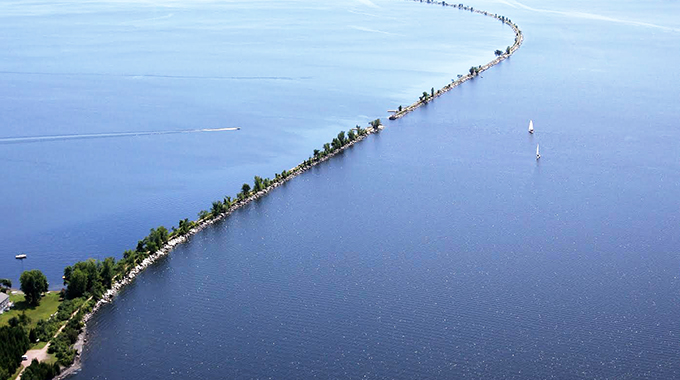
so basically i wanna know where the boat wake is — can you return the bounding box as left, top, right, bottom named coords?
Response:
left=498, top=0, right=680, bottom=32
left=0, top=127, right=239, bottom=145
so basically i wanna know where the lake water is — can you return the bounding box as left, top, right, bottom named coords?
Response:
left=0, top=0, right=508, bottom=286
left=5, top=0, right=680, bottom=378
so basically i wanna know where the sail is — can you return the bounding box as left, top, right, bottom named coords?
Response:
left=536, top=144, right=540, bottom=156
left=528, top=120, right=534, bottom=133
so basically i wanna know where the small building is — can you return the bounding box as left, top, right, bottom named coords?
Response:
left=0, top=292, right=9, bottom=313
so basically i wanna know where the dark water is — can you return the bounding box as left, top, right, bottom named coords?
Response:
left=10, top=0, right=680, bottom=378
left=0, top=0, right=508, bottom=286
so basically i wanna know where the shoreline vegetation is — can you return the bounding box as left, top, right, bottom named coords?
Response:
left=389, top=1, right=523, bottom=120
left=3, top=3, right=523, bottom=380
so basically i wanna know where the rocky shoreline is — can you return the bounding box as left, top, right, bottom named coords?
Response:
left=55, top=2, right=522, bottom=378
left=54, top=123, right=384, bottom=379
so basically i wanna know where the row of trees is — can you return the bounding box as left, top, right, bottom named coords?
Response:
left=207, top=124, right=374, bottom=215
left=4, top=2, right=523, bottom=377
left=63, top=258, right=115, bottom=300
left=48, top=309, right=86, bottom=367
left=0, top=118, right=385, bottom=380
left=77, top=123, right=380, bottom=293
left=115, top=225, right=174, bottom=278
left=1, top=272, right=43, bottom=379
left=399, top=2, right=521, bottom=117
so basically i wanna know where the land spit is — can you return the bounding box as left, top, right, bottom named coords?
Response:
left=389, top=0, right=523, bottom=120
left=54, top=2, right=522, bottom=378
left=54, top=124, right=384, bottom=379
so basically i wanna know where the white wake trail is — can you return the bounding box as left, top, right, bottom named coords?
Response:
left=496, top=0, right=680, bottom=32
left=0, top=127, right=239, bottom=144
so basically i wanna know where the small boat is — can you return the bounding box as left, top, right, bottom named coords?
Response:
left=528, top=120, right=534, bottom=134
left=536, top=144, right=541, bottom=160
left=15, top=254, right=27, bottom=259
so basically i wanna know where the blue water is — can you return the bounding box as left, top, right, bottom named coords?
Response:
left=6, top=0, right=680, bottom=378
left=0, top=0, right=508, bottom=286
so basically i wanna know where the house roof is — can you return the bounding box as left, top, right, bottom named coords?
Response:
left=0, top=292, right=8, bottom=303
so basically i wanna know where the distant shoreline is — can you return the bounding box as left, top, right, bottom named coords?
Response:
left=53, top=3, right=522, bottom=379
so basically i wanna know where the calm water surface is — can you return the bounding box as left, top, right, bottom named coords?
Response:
left=6, top=0, right=680, bottom=378
left=0, top=0, right=507, bottom=285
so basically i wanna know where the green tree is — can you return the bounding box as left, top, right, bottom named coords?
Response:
left=20, top=270, right=48, bottom=306
left=62, top=266, right=73, bottom=286
left=0, top=278, right=11, bottom=291
left=431, top=87, right=435, bottom=97
left=337, top=131, right=346, bottom=145
left=22, top=359, right=60, bottom=380
left=241, top=183, right=251, bottom=195
left=253, top=176, right=264, bottom=192
left=506, top=46, right=511, bottom=54
left=177, top=218, right=194, bottom=235
left=100, top=257, right=115, bottom=289
left=142, top=226, right=169, bottom=254
left=67, top=269, right=88, bottom=299
left=0, top=325, right=30, bottom=377
left=8, top=313, right=31, bottom=328
left=123, top=250, right=135, bottom=260
left=19, top=313, right=31, bottom=326
left=331, top=137, right=342, bottom=150
left=7, top=316, right=20, bottom=327
left=211, top=201, right=224, bottom=216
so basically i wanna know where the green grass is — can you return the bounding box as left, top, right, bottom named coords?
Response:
left=9, top=364, right=23, bottom=380
left=31, top=341, right=48, bottom=350
left=0, top=292, right=62, bottom=329
left=44, top=353, right=58, bottom=365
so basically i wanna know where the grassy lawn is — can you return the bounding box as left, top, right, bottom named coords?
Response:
left=44, top=353, right=58, bottom=365
left=31, top=341, right=48, bottom=350
left=0, top=291, right=62, bottom=329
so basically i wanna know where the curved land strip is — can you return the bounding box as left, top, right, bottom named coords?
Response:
left=22, top=3, right=523, bottom=379
left=390, top=1, right=523, bottom=120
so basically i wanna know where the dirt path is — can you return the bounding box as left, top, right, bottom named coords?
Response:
left=17, top=297, right=91, bottom=379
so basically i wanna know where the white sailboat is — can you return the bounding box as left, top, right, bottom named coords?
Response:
left=536, top=144, right=541, bottom=160
left=528, top=120, right=534, bottom=134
